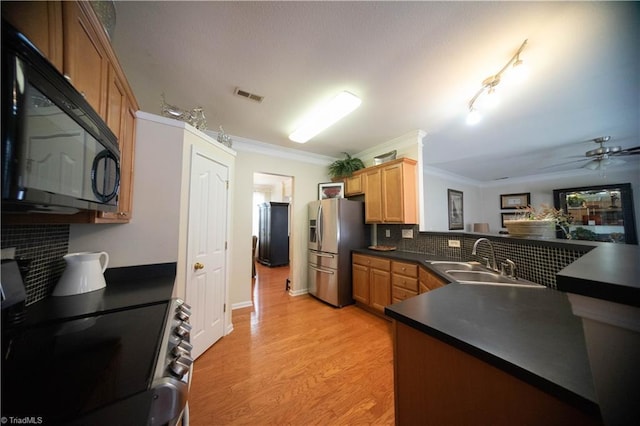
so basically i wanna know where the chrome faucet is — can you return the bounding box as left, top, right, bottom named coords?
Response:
left=471, top=238, right=498, bottom=271
left=501, top=259, right=517, bottom=279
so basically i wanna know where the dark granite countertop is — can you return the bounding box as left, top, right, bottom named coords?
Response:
left=357, top=242, right=640, bottom=307
left=25, top=262, right=176, bottom=327
left=385, top=283, right=600, bottom=418
left=556, top=244, right=640, bottom=307
left=353, top=248, right=449, bottom=264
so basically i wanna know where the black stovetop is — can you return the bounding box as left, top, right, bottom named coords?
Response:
left=1, top=262, right=177, bottom=424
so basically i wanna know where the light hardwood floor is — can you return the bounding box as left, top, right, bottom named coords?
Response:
left=189, top=263, right=395, bottom=425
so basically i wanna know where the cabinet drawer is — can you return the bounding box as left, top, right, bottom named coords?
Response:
left=392, top=261, right=418, bottom=277
left=392, top=285, right=418, bottom=302
left=353, top=254, right=390, bottom=271
left=392, top=274, right=418, bottom=292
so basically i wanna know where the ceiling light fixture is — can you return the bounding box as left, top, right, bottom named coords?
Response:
left=289, top=91, right=361, bottom=143
left=466, top=39, right=528, bottom=125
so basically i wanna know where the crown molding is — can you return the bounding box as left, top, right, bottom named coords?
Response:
left=208, top=132, right=336, bottom=166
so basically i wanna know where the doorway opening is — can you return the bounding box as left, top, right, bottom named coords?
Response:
left=252, top=172, right=293, bottom=298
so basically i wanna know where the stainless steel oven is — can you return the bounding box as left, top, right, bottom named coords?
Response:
left=1, top=298, right=193, bottom=425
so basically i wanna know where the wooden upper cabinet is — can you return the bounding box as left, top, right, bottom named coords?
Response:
left=96, top=66, right=135, bottom=223
left=62, top=1, right=108, bottom=117
left=364, top=158, right=418, bottom=224
left=1, top=1, right=64, bottom=71
left=364, top=168, right=384, bottom=222
left=344, top=172, right=364, bottom=196
left=2, top=1, right=139, bottom=225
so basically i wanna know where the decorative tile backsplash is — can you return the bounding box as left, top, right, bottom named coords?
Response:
left=1, top=225, right=69, bottom=305
left=376, top=224, right=593, bottom=288
left=1, top=222, right=595, bottom=306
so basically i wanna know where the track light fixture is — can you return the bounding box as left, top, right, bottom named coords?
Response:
left=466, top=39, right=528, bottom=125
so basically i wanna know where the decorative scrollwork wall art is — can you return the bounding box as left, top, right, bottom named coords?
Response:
left=160, top=93, right=207, bottom=130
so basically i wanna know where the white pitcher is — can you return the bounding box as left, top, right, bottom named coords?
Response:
left=53, top=252, right=109, bottom=296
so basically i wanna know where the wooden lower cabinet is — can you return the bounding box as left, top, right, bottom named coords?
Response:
left=391, top=261, right=418, bottom=303
left=352, top=253, right=391, bottom=314
left=419, top=265, right=447, bottom=294
left=393, top=321, right=601, bottom=425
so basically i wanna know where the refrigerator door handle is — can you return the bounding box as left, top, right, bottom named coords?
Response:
left=317, top=203, right=323, bottom=250
left=309, top=265, right=335, bottom=275
left=312, top=252, right=335, bottom=258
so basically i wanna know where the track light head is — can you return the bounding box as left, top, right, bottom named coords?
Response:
left=466, top=39, right=528, bottom=125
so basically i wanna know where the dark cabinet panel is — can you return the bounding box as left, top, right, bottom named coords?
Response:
left=258, top=202, right=290, bottom=267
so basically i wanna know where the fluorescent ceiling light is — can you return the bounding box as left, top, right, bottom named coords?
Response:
left=289, top=91, right=361, bottom=143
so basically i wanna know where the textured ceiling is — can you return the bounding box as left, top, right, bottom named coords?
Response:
left=111, top=1, right=639, bottom=182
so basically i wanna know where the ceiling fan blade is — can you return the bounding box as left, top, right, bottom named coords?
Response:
left=614, top=146, right=640, bottom=156
left=538, top=158, right=588, bottom=170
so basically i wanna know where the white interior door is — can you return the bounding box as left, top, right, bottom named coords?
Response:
left=187, top=147, right=228, bottom=359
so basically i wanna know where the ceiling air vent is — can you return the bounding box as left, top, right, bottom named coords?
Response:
left=234, top=87, right=264, bottom=103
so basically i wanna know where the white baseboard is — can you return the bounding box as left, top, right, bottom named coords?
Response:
left=232, top=300, right=254, bottom=310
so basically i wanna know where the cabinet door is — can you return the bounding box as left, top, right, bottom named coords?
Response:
left=352, top=263, right=370, bottom=304
left=419, top=266, right=447, bottom=293
left=97, top=80, right=135, bottom=223
left=382, top=162, right=405, bottom=222
left=370, top=268, right=391, bottom=312
left=2, top=1, right=64, bottom=71
left=364, top=168, right=383, bottom=223
left=345, top=174, right=363, bottom=196
left=62, top=1, right=108, bottom=117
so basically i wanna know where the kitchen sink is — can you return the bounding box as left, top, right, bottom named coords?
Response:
left=445, top=270, right=545, bottom=288
left=428, top=261, right=485, bottom=271
left=427, top=261, right=545, bottom=288
left=445, top=270, right=504, bottom=282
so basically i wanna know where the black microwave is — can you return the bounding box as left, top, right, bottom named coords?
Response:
left=1, top=21, right=120, bottom=214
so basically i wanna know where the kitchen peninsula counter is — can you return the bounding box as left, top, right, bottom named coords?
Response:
left=556, top=243, right=640, bottom=307
left=385, top=282, right=601, bottom=424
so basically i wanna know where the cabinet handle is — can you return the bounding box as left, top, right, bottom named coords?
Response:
left=194, top=262, right=205, bottom=270
left=63, top=74, right=72, bottom=82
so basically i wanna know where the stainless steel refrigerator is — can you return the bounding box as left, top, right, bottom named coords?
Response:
left=308, top=198, right=367, bottom=307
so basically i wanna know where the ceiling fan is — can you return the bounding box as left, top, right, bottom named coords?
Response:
left=539, top=136, right=640, bottom=171
left=582, top=136, right=640, bottom=170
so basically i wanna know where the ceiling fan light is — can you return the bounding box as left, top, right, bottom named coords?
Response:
left=466, top=108, right=482, bottom=125
left=584, top=160, right=600, bottom=170
left=289, top=91, right=361, bottom=143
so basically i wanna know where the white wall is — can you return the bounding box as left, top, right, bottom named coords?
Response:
left=227, top=137, right=333, bottom=309
left=481, top=167, right=640, bottom=234
left=69, top=113, right=236, bottom=308
left=421, top=163, right=640, bottom=234
left=422, top=167, right=483, bottom=232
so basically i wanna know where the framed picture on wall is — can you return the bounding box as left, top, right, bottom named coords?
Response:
left=448, top=189, right=464, bottom=230
left=500, top=192, right=531, bottom=209
left=318, top=182, right=344, bottom=199
left=501, top=212, right=520, bottom=228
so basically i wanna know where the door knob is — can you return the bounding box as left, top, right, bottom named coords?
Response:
left=194, top=262, right=205, bottom=270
